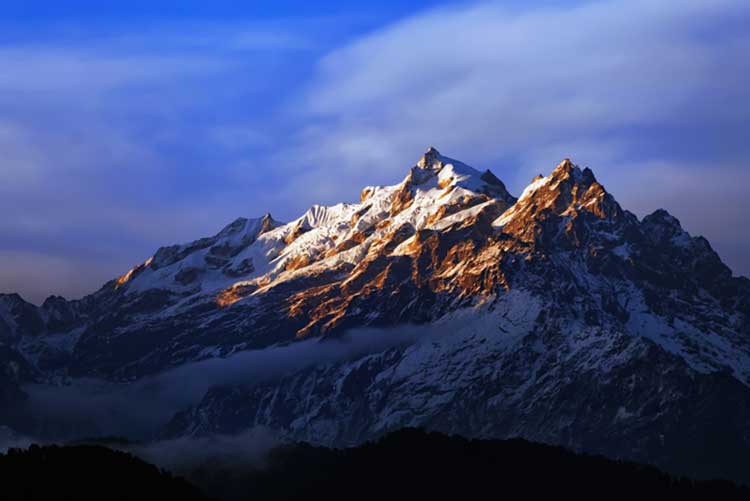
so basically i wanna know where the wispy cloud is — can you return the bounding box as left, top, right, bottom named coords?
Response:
left=0, top=20, right=341, bottom=303
left=280, top=0, right=750, bottom=275
left=297, top=0, right=749, bottom=168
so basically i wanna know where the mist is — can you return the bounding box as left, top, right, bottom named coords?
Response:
left=130, top=427, right=281, bottom=472
left=17, top=324, right=433, bottom=442
left=0, top=422, right=281, bottom=475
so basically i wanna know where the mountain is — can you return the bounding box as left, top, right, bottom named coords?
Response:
left=1, top=147, right=519, bottom=380
left=2, top=147, right=750, bottom=481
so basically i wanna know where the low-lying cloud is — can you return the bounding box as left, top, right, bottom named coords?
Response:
left=18, top=324, right=432, bottom=442
left=130, top=427, right=280, bottom=472
left=0, top=422, right=279, bottom=474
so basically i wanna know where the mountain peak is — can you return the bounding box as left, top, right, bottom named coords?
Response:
left=643, top=208, right=681, bottom=227
left=548, top=158, right=596, bottom=184
left=555, top=158, right=574, bottom=171
left=641, top=208, right=688, bottom=246
left=492, top=157, right=626, bottom=241
left=405, top=147, right=515, bottom=204
left=413, top=146, right=445, bottom=177
left=259, top=212, right=280, bottom=234
left=417, top=146, right=441, bottom=168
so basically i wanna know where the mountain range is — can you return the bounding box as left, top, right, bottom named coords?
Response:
left=2, top=147, right=749, bottom=482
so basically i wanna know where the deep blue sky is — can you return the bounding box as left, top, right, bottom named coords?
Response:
left=1, top=0, right=749, bottom=303
left=2, top=0, right=441, bottom=19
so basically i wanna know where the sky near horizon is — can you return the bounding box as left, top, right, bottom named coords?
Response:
left=1, top=0, right=749, bottom=304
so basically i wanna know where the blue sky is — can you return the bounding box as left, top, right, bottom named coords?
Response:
left=1, top=0, right=749, bottom=303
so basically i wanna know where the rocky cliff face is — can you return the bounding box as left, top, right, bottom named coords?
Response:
left=3, top=148, right=750, bottom=481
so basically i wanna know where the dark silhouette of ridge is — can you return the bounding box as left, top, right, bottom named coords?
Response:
left=2, top=429, right=748, bottom=500
left=184, top=428, right=749, bottom=500
left=0, top=444, right=206, bottom=501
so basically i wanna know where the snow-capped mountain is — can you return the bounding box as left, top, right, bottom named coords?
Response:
left=1, top=147, right=519, bottom=379
left=2, top=147, right=749, bottom=481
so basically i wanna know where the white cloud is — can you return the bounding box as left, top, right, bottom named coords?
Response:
left=0, top=21, right=329, bottom=302
left=0, top=48, right=230, bottom=95
left=276, top=0, right=750, bottom=275
left=298, top=0, right=748, bottom=164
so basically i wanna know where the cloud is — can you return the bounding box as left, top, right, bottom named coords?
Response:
left=6, top=323, right=439, bottom=471
left=129, top=428, right=280, bottom=472
left=0, top=48, right=227, bottom=95
left=297, top=0, right=750, bottom=165
left=18, top=324, right=430, bottom=441
left=275, top=0, right=750, bottom=276
left=0, top=21, right=338, bottom=303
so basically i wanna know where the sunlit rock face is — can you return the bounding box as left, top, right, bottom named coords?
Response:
left=3, top=148, right=750, bottom=481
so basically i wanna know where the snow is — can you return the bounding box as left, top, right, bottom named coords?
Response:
left=671, top=231, right=692, bottom=248
left=300, top=203, right=358, bottom=228
left=518, top=175, right=552, bottom=202
left=99, top=147, right=519, bottom=310
left=429, top=200, right=497, bottom=231
left=624, top=289, right=750, bottom=384
left=611, top=244, right=630, bottom=259
left=615, top=406, right=635, bottom=421
left=491, top=175, right=551, bottom=228
left=436, top=160, right=485, bottom=193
